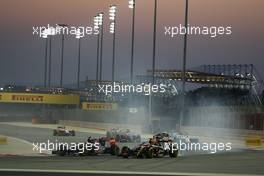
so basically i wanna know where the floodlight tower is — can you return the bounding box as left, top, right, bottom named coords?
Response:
left=94, top=15, right=101, bottom=85
left=40, top=29, right=49, bottom=88
left=98, top=13, right=104, bottom=81
left=128, top=0, right=136, bottom=84
left=76, top=29, right=82, bottom=89
left=46, top=27, right=56, bottom=87
left=57, top=24, right=67, bottom=88
left=180, top=0, right=189, bottom=129
left=109, top=5, right=117, bottom=82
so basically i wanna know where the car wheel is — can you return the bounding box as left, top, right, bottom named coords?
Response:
left=110, top=145, right=120, bottom=156
left=121, top=146, right=130, bottom=158
left=146, top=148, right=154, bottom=159
left=169, top=149, right=178, bottom=158
left=137, top=148, right=147, bottom=159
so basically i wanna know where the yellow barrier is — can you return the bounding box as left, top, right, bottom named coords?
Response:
left=0, top=92, right=79, bottom=105
left=82, top=102, right=117, bottom=110
left=245, top=137, right=262, bottom=147
left=0, top=136, right=7, bottom=145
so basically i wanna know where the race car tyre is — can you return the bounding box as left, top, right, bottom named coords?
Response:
left=121, top=146, right=130, bottom=158
left=58, top=150, right=67, bottom=156
left=169, top=149, right=178, bottom=158
left=71, top=131, right=76, bottom=136
left=110, top=145, right=120, bottom=156
left=137, top=147, right=148, bottom=159
left=146, top=148, right=154, bottom=159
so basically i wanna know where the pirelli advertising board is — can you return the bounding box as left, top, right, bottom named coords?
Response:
left=82, top=102, right=117, bottom=111
left=0, top=93, right=80, bottom=105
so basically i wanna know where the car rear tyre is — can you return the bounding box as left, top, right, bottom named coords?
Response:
left=121, top=146, right=130, bottom=158
left=53, top=130, right=57, bottom=136
left=169, top=149, right=178, bottom=158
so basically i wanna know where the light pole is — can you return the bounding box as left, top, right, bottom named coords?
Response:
left=180, top=0, right=189, bottom=129
left=98, top=13, right=104, bottom=81
left=94, top=15, right=101, bottom=85
left=149, top=0, right=158, bottom=132
left=47, top=27, right=56, bottom=88
left=152, top=0, right=157, bottom=85
left=76, top=29, right=82, bottom=89
left=128, top=0, right=136, bottom=84
left=57, top=24, right=67, bottom=88
left=109, top=5, right=117, bottom=83
left=48, top=36, right=52, bottom=87
left=41, top=29, right=49, bottom=88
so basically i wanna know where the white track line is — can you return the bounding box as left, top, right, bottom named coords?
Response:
left=0, top=135, right=50, bottom=155
left=0, top=169, right=262, bottom=176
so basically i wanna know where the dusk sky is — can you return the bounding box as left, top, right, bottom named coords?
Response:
left=0, top=0, right=263, bottom=85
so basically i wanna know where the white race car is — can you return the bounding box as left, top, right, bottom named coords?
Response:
left=53, top=126, right=75, bottom=136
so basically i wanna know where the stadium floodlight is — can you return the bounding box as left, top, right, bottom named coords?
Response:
left=109, top=5, right=117, bottom=34
left=152, top=0, right=157, bottom=84
left=41, top=29, right=49, bottom=38
left=47, top=27, right=56, bottom=36
left=109, top=22, right=115, bottom=34
left=180, top=0, right=189, bottom=130
left=98, top=12, right=104, bottom=81
left=40, top=27, right=55, bottom=87
left=128, top=0, right=136, bottom=84
left=94, top=15, right=100, bottom=31
left=41, top=29, right=49, bottom=88
left=98, top=13, right=104, bottom=26
left=109, top=5, right=117, bottom=82
left=94, top=15, right=100, bottom=84
left=75, top=28, right=82, bottom=39
left=128, top=0, right=135, bottom=9
left=109, top=5, right=117, bottom=21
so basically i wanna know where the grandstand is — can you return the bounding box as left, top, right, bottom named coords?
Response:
left=0, top=64, right=263, bottom=130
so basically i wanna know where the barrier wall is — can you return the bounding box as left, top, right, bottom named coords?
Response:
left=0, top=92, right=80, bottom=105
left=82, top=102, right=118, bottom=110
left=0, top=136, right=7, bottom=145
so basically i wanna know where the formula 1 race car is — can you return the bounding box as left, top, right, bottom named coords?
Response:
left=119, top=134, right=178, bottom=159
left=52, top=137, right=120, bottom=156
left=106, top=128, right=141, bottom=143
left=153, top=132, right=171, bottom=142
left=53, top=126, right=75, bottom=136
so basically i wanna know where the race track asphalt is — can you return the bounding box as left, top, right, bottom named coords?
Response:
left=0, top=123, right=264, bottom=176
